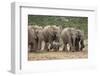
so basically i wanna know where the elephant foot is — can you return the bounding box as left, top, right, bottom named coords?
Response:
left=71, top=50, right=75, bottom=52
left=47, top=49, right=50, bottom=52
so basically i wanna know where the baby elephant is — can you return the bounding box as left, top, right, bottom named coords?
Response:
left=49, top=41, right=61, bottom=51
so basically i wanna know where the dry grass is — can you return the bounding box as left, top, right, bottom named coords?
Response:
left=28, top=50, right=88, bottom=61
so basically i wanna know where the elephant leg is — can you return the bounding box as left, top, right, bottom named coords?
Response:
left=75, top=39, right=79, bottom=51
left=63, top=44, right=67, bottom=51
left=72, top=38, right=76, bottom=52
left=63, top=44, right=65, bottom=51
left=46, top=43, right=50, bottom=51
left=37, top=40, right=41, bottom=51
left=48, top=42, right=53, bottom=51
left=28, top=43, right=33, bottom=52
left=53, top=44, right=59, bottom=52
left=80, top=40, right=85, bottom=51
left=55, top=44, right=60, bottom=52
left=59, top=43, right=64, bottom=52
left=64, top=43, right=68, bottom=52
left=33, top=40, right=38, bottom=52
left=41, top=41, right=45, bottom=51
left=30, top=42, right=34, bottom=52
left=44, top=42, right=48, bottom=51
left=76, top=43, right=79, bottom=51
left=69, top=39, right=73, bottom=52
left=67, top=44, right=70, bottom=52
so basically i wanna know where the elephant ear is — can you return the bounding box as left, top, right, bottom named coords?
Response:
left=35, top=29, right=39, bottom=37
left=31, top=29, right=37, bottom=39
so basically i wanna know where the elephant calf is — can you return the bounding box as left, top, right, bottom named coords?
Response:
left=49, top=41, right=61, bottom=51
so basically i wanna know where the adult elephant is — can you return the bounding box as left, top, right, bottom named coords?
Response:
left=60, top=28, right=85, bottom=52
left=28, top=25, right=44, bottom=52
left=34, top=26, right=44, bottom=51
left=60, top=28, right=73, bottom=51
left=70, top=28, right=85, bottom=52
left=28, top=25, right=38, bottom=52
left=42, top=25, right=61, bottom=51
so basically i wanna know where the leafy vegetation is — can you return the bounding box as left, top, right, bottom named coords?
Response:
left=28, top=15, right=88, bottom=38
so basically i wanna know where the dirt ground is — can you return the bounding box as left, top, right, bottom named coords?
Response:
left=28, top=50, right=88, bottom=61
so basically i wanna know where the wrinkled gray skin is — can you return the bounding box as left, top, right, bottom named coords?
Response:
left=28, top=25, right=84, bottom=52
left=42, top=25, right=61, bottom=51
left=75, top=29, right=85, bottom=51
left=50, top=41, right=61, bottom=51
left=28, top=25, right=43, bottom=52
left=28, top=26, right=38, bottom=52
left=35, top=26, right=44, bottom=51
left=60, top=28, right=85, bottom=52
left=60, top=28, right=72, bottom=51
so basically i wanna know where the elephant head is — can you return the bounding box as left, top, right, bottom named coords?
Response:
left=51, top=25, right=62, bottom=42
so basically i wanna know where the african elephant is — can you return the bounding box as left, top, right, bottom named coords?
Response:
left=28, top=25, right=44, bottom=52
left=75, top=29, right=85, bottom=51
left=28, top=25, right=38, bottom=52
left=34, top=26, right=44, bottom=51
left=60, top=27, right=85, bottom=52
left=42, top=25, right=61, bottom=51
left=60, top=28, right=73, bottom=51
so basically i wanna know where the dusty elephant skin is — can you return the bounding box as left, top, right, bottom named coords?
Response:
left=41, top=25, right=61, bottom=51
left=28, top=25, right=43, bottom=52
left=75, top=29, right=85, bottom=51
left=28, top=25, right=85, bottom=52
left=28, top=15, right=88, bottom=60
left=28, top=25, right=87, bottom=60
left=60, top=28, right=85, bottom=52
left=28, top=26, right=38, bottom=52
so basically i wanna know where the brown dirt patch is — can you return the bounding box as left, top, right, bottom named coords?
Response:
left=28, top=51, right=88, bottom=61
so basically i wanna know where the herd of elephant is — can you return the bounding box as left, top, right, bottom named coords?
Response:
left=28, top=25, right=85, bottom=52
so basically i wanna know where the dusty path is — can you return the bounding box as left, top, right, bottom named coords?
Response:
left=28, top=51, right=88, bottom=61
